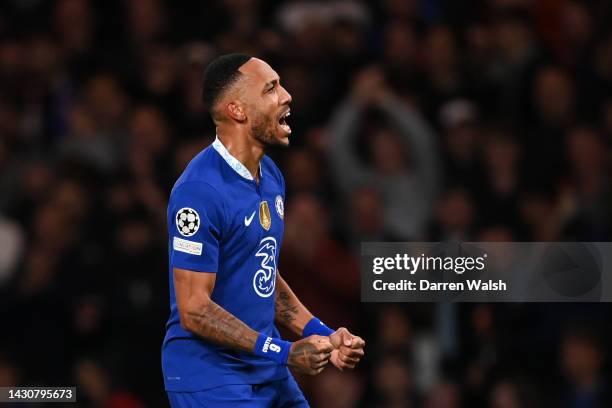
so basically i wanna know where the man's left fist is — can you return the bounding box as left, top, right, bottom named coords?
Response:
left=328, top=327, right=365, bottom=371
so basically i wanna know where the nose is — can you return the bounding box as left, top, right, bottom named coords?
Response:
left=279, top=84, right=292, bottom=105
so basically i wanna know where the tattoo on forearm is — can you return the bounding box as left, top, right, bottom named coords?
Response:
left=186, top=301, right=256, bottom=352
left=275, top=291, right=299, bottom=325
left=288, top=342, right=317, bottom=366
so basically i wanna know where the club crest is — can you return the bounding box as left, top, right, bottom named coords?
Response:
left=275, top=195, right=284, bottom=219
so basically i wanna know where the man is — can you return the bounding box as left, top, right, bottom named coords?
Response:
left=162, top=54, right=365, bottom=407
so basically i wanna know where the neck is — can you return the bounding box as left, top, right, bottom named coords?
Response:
left=217, top=124, right=265, bottom=179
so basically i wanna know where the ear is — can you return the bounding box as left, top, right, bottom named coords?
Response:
left=226, top=101, right=246, bottom=122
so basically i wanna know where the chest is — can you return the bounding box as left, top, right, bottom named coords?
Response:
left=221, top=178, right=285, bottom=247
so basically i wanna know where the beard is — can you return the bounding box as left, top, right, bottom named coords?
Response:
left=250, top=110, right=288, bottom=147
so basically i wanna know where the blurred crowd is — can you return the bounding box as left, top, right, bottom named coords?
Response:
left=1, top=0, right=612, bottom=407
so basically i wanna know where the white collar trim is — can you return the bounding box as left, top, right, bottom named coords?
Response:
left=212, top=136, right=261, bottom=181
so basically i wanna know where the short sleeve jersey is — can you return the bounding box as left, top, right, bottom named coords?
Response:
left=162, top=137, right=288, bottom=391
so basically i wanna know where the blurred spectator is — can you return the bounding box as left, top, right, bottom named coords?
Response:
left=490, top=379, right=540, bottom=408
left=0, top=355, right=20, bottom=387
left=430, top=186, right=475, bottom=240
left=372, top=353, right=417, bottom=408
left=559, top=324, right=611, bottom=407
left=423, top=381, right=460, bottom=408
left=311, top=368, right=364, bottom=408
left=519, top=189, right=560, bottom=241
left=477, top=127, right=523, bottom=233
left=487, top=8, right=544, bottom=122
left=345, top=186, right=389, bottom=250
left=328, top=67, right=439, bottom=240
left=380, top=21, right=422, bottom=98
left=561, top=126, right=611, bottom=240
left=75, top=358, right=145, bottom=408
left=59, top=74, right=128, bottom=174
left=0, top=215, right=24, bottom=286
left=438, top=99, right=481, bottom=191
left=523, top=65, right=575, bottom=190
left=53, top=0, right=97, bottom=79
left=377, top=305, right=413, bottom=352
left=422, top=26, right=466, bottom=118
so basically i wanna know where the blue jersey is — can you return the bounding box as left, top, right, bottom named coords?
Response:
left=162, top=137, right=288, bottom=392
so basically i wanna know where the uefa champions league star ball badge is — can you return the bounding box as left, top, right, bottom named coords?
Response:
left=259, top=201, right=271, bottom=230
left=275, top=195, right=284, bottom=219
left=176, top=207, right=200, bottom=237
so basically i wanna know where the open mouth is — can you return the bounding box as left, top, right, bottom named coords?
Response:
left=278, top=109, right=291, bottom=134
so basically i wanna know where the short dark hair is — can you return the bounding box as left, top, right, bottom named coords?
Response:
left=201, top=53, right=252, bottom=115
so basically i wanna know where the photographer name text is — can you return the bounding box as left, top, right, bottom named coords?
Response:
left=373, top=279, right=506, bottom=291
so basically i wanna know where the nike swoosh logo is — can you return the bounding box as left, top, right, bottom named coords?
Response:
left=244, top=211, right=256, bottom=226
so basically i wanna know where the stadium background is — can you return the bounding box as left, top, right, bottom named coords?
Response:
left=1, top=0, right=611, bottom=406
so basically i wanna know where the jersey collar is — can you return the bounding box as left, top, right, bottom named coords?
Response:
left=212, top=136, right=262, bottom=181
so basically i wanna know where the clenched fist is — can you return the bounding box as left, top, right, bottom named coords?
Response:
left=288, top=335, right=334, bottom=375
left=329, top=327, right=365, bottom=371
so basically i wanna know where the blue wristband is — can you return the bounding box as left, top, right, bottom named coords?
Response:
left=254, top=333, right=291, bottom=365
left=302, top=317, right=334, bottom=337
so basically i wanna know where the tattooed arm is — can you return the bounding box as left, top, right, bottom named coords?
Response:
left=275, top=271, right=367, bottom=371
left=274, top=272, right=315, bottom=336
left=174, top=267, right=258, bottom=352
left=174, top=267, right=333, bottom=374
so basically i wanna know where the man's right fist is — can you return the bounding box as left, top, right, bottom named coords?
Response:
left=287, top=335, right=333, bottom=375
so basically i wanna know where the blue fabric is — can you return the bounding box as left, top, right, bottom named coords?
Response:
left=302, top=317, right=334, bottom=338
left=254, top=334, right=291, bottom=365
left=162, top=141, right=289, bottom=391
left=167, top=375, right=309, bottom=407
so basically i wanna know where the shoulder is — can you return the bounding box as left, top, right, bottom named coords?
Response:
left=170, top=148, right=228, bottom=221
left=173, top=146, right=227, bottom=192
left=171, top=180, right=222, bottom=201
left=169, top=180, right=227, bottom=230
